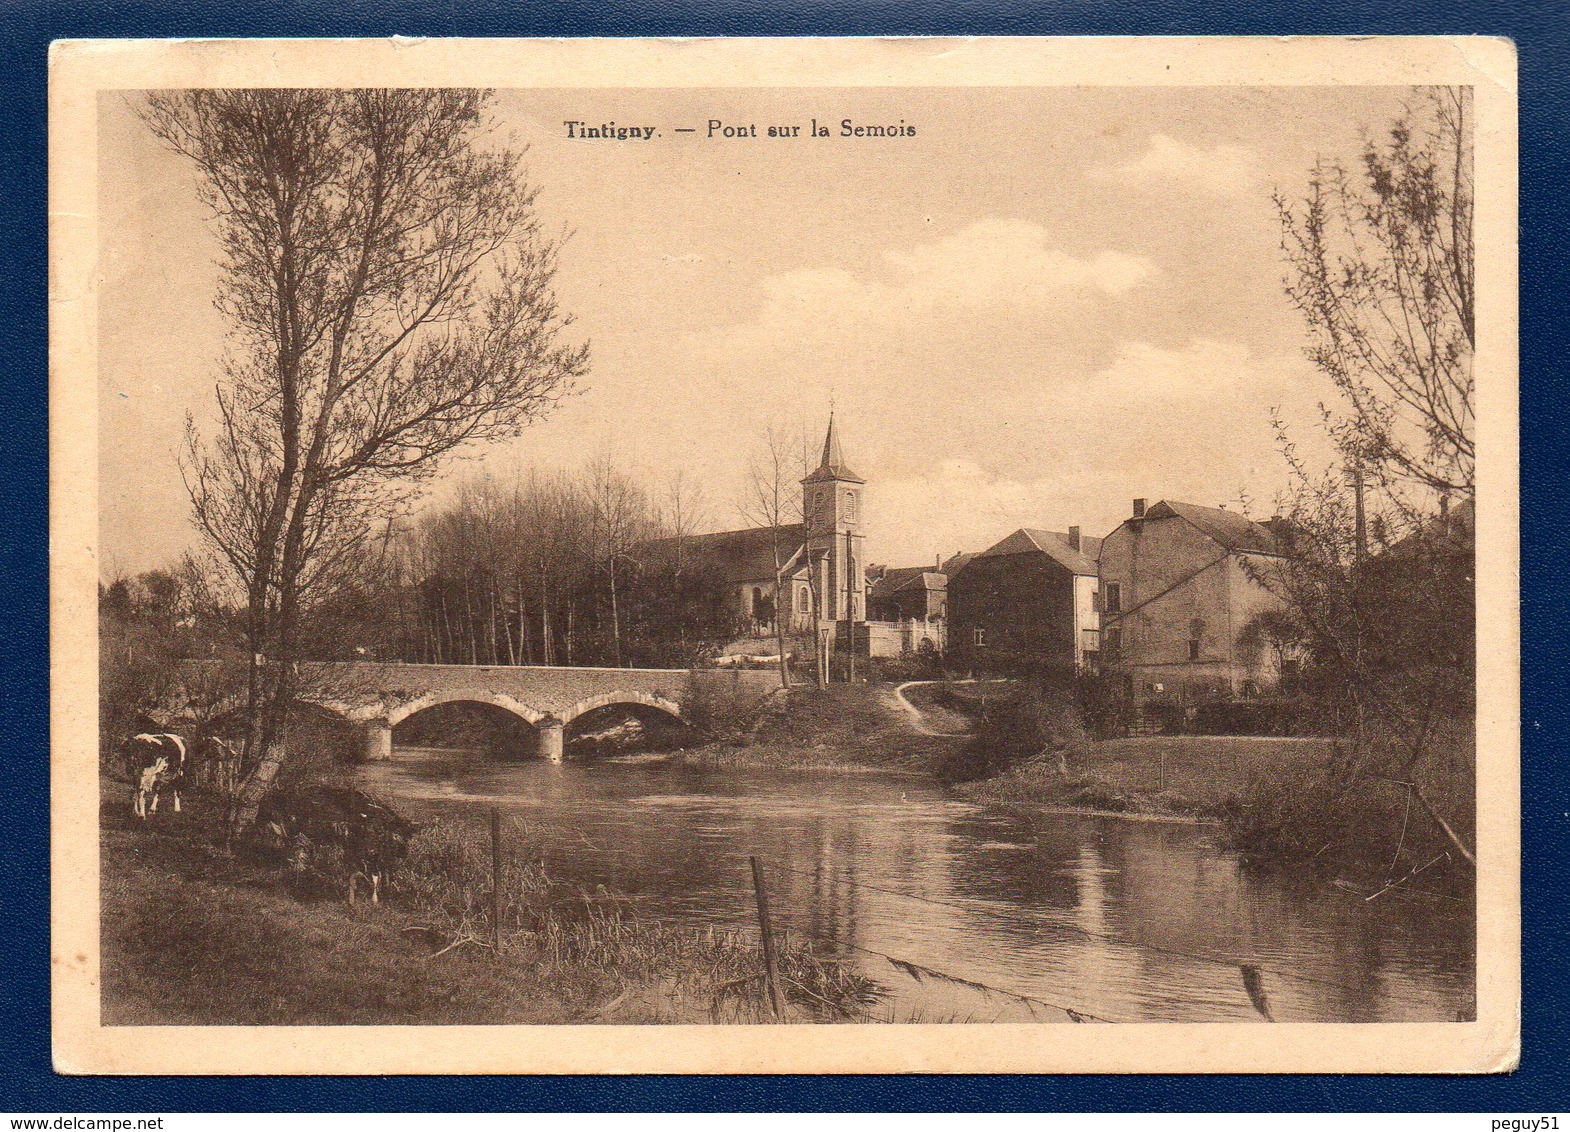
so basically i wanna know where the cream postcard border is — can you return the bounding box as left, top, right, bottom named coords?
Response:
left=49, top=35, right=1520, bottom=1075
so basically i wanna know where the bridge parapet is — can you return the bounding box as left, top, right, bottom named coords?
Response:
left=173, top=661, right=783, bottom=762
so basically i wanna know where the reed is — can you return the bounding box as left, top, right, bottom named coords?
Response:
left=388, top=818, right=885, bottom=1021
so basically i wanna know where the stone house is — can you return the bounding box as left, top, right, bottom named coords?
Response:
left=1096, top=498, right=1291, bottom=711
left=946, top=527, right=1102, bottom=676
left=865, top=566, right=948, bottom=654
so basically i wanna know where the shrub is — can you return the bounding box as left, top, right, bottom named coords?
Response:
left=862, top=652, right=941, bottom=683
left=682, top=673, right=777, bottom=738
left=1217, top=725, right=1473, bottom=886
left=937, top=678, right=1089, bottom=783
left=390, top=819, right=552, bottom=937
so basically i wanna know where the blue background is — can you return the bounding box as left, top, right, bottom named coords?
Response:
left=2, top=0, right=1563, bottom=1112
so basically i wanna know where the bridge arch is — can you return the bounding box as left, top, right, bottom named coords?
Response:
left=560, top=690, right=683, bottom=727
left=384, top=691, right=546, bottom=729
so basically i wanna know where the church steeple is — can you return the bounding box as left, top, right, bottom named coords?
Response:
left=804, top=414, right=865, bottom=485
left=801, top=415, right=867, bottom=627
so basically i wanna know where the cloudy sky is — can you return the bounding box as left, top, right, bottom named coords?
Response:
left=97, top=84, right=1417, bottom=576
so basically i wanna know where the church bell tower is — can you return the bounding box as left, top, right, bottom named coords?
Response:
left=802, top=415, right=866, bottom=629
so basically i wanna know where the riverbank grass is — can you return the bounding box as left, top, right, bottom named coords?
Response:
left=680, top=682, right=962, bottom=773
left=960, top=735, right=1339, bottom=817
left=100, top=782, right=882, bottom=1025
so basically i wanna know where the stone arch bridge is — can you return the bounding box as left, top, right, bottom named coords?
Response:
left=181, top=662, right=781, bottom=763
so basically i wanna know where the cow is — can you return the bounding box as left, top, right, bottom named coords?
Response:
left=250, top=785, right=421, bottom=906
left=192, top=733, right=243, bottom=796
left=124, top=733, right=187, bottom=820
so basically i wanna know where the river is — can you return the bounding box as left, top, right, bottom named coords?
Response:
left=359, top=747, right=1475, bottom=1024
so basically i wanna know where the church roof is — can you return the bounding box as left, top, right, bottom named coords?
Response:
left=973, top=528, right=1102, bottom=576
left=803, top=415, right=865, bottom=484
left=641, top=524, right=807, bottom=584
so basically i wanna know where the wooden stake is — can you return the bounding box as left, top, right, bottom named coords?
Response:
left=750, top=855, right=787, bottom=1020
left=491, top=808, right=504, bottom=955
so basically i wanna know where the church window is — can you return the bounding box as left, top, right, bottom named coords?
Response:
left=844, top=491, right=857, bottom=521
left=973, top=627, right=987, bottom=648
left=797, top=586, right=810, bottom=613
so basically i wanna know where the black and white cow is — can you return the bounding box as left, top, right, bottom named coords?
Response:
left=250, top=786, right=421, bottom=905
left=124, top=732, right=187, bottom=820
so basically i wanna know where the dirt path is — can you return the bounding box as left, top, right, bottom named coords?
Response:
left=890, top=680, right=973, bottom=737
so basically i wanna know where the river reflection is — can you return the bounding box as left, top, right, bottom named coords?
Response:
left=360, top=749, right=1475, bottom=1024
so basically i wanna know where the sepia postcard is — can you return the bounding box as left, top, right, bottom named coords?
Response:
left=50, top=36, right=1519, bottom=1074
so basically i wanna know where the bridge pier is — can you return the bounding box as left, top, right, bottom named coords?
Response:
left=536, top=717, right=565, bottom=763
left=361, top=718, right=393, bottom=762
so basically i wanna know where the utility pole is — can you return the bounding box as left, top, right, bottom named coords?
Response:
left=844, top=527, right=856, bottom=685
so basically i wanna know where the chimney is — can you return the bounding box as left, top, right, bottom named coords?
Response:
left=1132, top=498, right=1147, bottom=519
left=1068, top=525, right=1082, bottom=552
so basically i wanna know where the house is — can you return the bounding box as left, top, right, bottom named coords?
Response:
left=946, top=526, right=1102, bottom=676
left=1096, top=498, right=1290, bottom=712
left=865, top=565, right=948, bottom=654
left=867, top=566, right=946, bottom=622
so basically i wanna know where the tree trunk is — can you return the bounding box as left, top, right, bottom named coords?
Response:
left=609, top=562, right=623, bottom=667
left=228, top=732, right=287, bottom=841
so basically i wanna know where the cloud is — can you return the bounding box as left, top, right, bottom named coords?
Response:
left=1092, top=134, right=1263, bottom=198
left=1090, top=337, right=1262, bottom=401
left=753, top=219, right=1158, bottom=328
left=873, top=458, right=1098, bottom=565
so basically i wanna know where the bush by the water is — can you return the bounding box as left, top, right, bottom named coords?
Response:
left=937, top=679, right=1090, bottom=784
left=681, top=673, right=778, bottom=739
left=391, top=818, right=552, bottom=937
left=1219, top=720, right=1474, bottom=888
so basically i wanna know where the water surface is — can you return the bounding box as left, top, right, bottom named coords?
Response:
left=361, top=748, right=1475, bottom=1023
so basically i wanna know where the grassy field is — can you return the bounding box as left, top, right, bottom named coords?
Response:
left=679, top=682, right=963, bottom=773
left=99, top=778, right=882, bottom=1026
left=958, top=735, right=1339, bottom=818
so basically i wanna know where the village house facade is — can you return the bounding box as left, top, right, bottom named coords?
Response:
left=1096, top=498, right=1291, bottom=712
left=865, top=565, right=947, bottom=654
left=946, top=527, right=1102, bottom=676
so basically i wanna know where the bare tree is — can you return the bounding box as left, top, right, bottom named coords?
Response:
left=585, top=456, right=657, bottom=668
left=143, top=89, right=589, bottom=834
left=739, top=424, right=809, bottom=689
left=1277, top=86, right=1474, bottom=497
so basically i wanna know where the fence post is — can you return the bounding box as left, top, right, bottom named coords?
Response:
left=749, top=855, right=787, bottom=1020
left=491, top=808, right=504, bottom=955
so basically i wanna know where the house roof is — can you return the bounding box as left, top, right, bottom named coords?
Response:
left=1141, top=500, right=1283, bottom=555
left=868, top=566, right=947, bottom=603
left=641, top=523, right=807, bottom=584
left=941, top=551, right=977, bottom=577
left=972, top=528, right=1102, bottom=576
left=1384, top=496, right=1475, bottom=559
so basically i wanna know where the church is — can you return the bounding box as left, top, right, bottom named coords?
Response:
left=645, top=416, right=951, bottom=661
left=650, top=417, right=884, bottom=656
left=665, top=414, right=866, bottom=643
